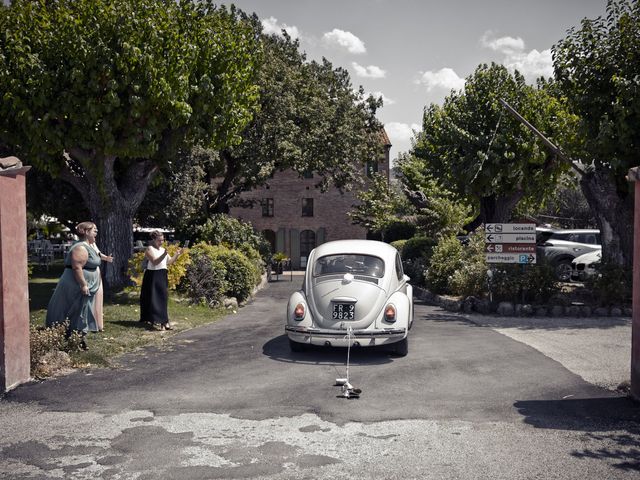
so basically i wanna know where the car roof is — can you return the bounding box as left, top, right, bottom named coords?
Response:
left=550, top=229, right=599, bottom=234
left=312, top=239, right=397, bottom=262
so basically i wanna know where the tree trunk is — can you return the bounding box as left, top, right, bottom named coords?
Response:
left=580, top=169, right=634, bottom=268
left=466, top=191, right=525, bottom=231
left=60, top=150, right=158, bottom=291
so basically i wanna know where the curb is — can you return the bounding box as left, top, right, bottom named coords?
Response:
left=413, top=286, right=632, bottom=318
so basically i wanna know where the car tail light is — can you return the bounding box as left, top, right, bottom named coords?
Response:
left=384, top=304, right=396, bottom=322
left=294, top=303, right=305, bottom=320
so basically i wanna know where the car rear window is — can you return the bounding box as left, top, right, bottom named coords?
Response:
left=314, top=254, right=385, bottom=278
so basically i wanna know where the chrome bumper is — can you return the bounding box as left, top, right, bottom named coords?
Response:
left=286, top=325, right=406, bottom=339
left=286, top=325, right=406, bottom=347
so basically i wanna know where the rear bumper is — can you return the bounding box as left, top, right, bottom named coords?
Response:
left=286, top=325, right=407, bottom=347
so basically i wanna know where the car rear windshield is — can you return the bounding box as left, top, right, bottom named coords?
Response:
left=314, top=254, right=385, bottom=278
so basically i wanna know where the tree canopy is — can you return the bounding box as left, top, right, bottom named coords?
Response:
left=553, top=0, right=639, bottom=267
left=409, top=63, right=575, bottom=229
left=0, top=0, right=262, bottom=288
left=139, top=29, right=383, bottom=229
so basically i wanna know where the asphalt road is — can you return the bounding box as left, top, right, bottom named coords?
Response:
left=1, top=278, right=639, bottom=479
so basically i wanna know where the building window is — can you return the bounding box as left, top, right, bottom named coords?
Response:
left=366, top=161, right=379, bottom=177
left=262, top=198, right=274, bottom=217
left=262, top=229, right=276, bottom=253
left=300, top=230, right=316, bottom=267
left=302, top=198, right=314, bottom=217
left=303, top=171, right=313, bottom=179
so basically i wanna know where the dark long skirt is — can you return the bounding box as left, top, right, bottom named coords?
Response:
left=140, top=269, right=169, bottom=325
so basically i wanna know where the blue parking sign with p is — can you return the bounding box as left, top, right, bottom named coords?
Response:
left=519, top=254, right=527, bottom=263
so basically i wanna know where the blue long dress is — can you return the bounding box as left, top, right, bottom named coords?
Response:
left=45, top=241, right=102, bottom=334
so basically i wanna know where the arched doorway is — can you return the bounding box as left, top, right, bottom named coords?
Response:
left=300, top=230, right=316, bottom=268
left=262, top=229, right=276, bottom=254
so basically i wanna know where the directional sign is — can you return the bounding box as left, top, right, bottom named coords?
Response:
left=485, top=233, right=536, bottom=243
left=485, top=243, right=536, bottom=253
left=485, top=223, right=536, bottom=233
left=485, top=253, right=537, bottom=264
left=484, top=223, right=536, bottom=263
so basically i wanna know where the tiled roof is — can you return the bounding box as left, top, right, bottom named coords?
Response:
left=379, top=127, right=391, bottom=146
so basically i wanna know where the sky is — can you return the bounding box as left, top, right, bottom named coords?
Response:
left=220, top=0, right=608, bottom=162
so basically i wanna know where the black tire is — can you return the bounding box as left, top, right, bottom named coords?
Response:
left=289, top=338, right=306, bottom=352
left=391, top=337, right=408, bottom=357
left=555, top=260, right=573, bottom=282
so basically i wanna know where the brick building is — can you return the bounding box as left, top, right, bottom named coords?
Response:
left=229, top=129, right=391, bottom=268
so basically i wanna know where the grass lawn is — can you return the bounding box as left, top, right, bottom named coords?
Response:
left=29, top=262, right=229, bottom=369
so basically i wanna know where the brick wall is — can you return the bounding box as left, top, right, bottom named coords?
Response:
left=230, top=140, right=391, bottom=268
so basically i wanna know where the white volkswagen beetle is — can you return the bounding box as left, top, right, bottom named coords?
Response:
left=286, top=239, right=413, bottom=356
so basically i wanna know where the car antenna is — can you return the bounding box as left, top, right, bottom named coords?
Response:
left=335, top=327, right=362, bottom=399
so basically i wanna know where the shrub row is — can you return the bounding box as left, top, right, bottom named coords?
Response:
left=394, top=229, right=630, bottom=307
left=127, top=241, right=264, bottom=306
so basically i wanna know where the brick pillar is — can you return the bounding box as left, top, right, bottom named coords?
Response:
left=0, top=163, right=31, bottom=392
left=629, top=167, right=640, bottom=400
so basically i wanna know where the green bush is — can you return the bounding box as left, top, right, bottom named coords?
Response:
left=237, top=244, right=265, bottom=285
left=586, top=261, right=632, bottom=306
left=390, top=239, right=408, bottom=252
left=195, top=214, right=271, bottom=263
left=401, top=236, right=438, bottom=261
left=425, top=235, right=465, bottom=294
left=489, top=263, right=558, bottom=303
left=181, top=252, right=227, bottom=307
left=382, top=221, right=417, bottom=242
left=449, top=232, right=488, bottom=297
left=189, top=243, right=258, bottom=302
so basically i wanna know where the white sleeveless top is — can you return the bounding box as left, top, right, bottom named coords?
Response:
left=146, top=246, right=168, bottom=271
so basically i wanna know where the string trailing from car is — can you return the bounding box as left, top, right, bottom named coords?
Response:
left=335, top=327, right=362, bottom=399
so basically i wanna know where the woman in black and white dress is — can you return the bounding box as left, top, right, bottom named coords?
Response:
left=139, top=231, right=182, bottom=330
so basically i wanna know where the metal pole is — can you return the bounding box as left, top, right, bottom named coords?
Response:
left=629, top=166, right=640, bottom=400
left=498, top=98, right=585, bottom=176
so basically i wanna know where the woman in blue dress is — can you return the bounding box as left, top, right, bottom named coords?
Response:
left=45, top=222, right=102, bottom=349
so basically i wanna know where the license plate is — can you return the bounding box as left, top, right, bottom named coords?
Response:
left=332, top=303, right=355, bottom=320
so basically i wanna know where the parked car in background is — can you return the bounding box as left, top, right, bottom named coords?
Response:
left=286, top=239, right=413, bottom=356
left=570, top=249, right=602, bottom=282
left=537, top=229, right=601, bottom=281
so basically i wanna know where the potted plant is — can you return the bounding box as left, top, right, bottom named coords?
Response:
left=272, top=252, right=289, bottom=275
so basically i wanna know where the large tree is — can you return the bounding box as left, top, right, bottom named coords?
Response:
left=214, top=32, right=382, bottom=210
left=0, top=0, right=261, bottom=289
left=410, top=63, right=575, bottom=229
left=553, top=0, right=639, bottom=268
left=139, top=30, right=382, bottom=227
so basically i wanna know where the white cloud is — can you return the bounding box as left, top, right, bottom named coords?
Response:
left=415, top=68, right=465, bottom=92
left=322, top=29, right=366, bottom=54
left=384, top=122, right=421, bottom=144
left=352, top=62, right=386, bottom=79
left=505, top=49, right=554, bottom=80
left=481, top=31, right=554, bottom=80
left=261, top=16, right=300, bottom=40
left=369, top=91, right=395, bottom=105
left=481, top=32, right=525, bottom=55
